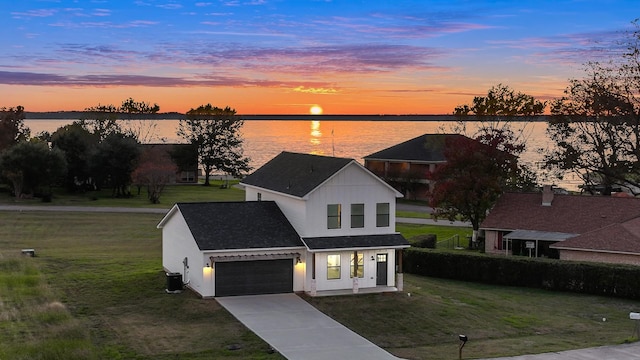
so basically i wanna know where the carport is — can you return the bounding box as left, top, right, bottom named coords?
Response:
left=503, top=230, right=577, bottom=257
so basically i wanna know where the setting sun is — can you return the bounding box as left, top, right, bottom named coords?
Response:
left=310, top=105, right=323, bottom=115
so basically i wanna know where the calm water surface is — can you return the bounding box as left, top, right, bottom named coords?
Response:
left=26, top=119, right=582, bottom=190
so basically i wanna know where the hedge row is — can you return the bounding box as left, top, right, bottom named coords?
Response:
left=403, top=248, right=640, bottom=300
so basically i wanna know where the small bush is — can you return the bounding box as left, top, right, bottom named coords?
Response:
left=412, top=234, right=437, bottom=248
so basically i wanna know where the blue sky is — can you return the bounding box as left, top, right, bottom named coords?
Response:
left=1, top=0, right=638, bottom=114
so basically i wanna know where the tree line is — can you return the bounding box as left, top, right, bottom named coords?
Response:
left=0, top=99, right=250, bottom=203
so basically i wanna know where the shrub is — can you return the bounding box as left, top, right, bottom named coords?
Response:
left=412, top=234, right=437, bottom=248
left=403, top=248, right=640, bottom=300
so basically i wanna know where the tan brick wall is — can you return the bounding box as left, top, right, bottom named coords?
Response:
left=560, top=250, right=640, bottom=266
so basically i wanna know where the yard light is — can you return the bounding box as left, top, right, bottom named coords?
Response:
left=458, top=334, right=468, bottom=360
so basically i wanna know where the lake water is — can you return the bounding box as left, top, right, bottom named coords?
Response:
left=25, top=119, right=583, bottom=190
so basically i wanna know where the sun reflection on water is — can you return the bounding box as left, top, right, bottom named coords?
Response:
left=310, top=120, right=322, bottom=145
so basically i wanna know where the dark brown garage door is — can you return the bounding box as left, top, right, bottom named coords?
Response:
left=215, top=259, right=293, bottom=297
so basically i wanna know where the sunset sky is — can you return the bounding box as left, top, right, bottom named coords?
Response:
left=2, top=0, right=639, bottom=114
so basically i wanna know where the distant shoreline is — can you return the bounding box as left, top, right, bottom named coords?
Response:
left=25, top=112, right=549, bottom=122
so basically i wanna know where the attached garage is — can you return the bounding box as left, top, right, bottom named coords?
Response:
left=215, top=259, right=294, bottom=297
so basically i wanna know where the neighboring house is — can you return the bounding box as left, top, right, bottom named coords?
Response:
left=158, top=151, right=410, bottom=297
left=140, top=143, right=199, bottom=183
left=480, top=185, right=640, bottom=265
left=363, top=133, right=473, bottom=200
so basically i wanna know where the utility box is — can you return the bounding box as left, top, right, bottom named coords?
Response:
left=166, top=272, right=183, bottom=293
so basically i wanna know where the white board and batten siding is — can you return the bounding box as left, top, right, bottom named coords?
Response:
left=160, top=208, right=206, bottom=294
left=304, top=162, right=400, bottom=238
left=312, top=249, right=395, bottom=291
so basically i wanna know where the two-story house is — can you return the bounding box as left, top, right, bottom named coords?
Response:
left=158, top=151, right=409, bottom=297
left=364, top=133, right=472, bottom=200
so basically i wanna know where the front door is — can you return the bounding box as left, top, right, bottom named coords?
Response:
left=376, top=254, right=388, bottom=286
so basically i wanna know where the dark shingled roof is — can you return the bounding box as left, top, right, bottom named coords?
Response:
left=240, top=151, right=353, bottom=198
left=552, top=217, right=640, bottom=254
left=302, top=234, right=409, bottom=250
left=176, top=201, right=304, bottom=251
left=480, top=192, right=640, bottom=234
left=363, top=133, right=470, bottom=162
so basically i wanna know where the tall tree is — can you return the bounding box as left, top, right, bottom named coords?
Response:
left=50, top=123, right=98, bottom=191
left=545, top=21, right=640, bottom=195
left=428, top=135, right=535, bottom=245
left=0, top=106, right=30, bottom=152
left=119, top=97, right=161, bottom=143
left=177, top=104, right=251, bottom=186
left=431, top=85, right=544, bottom=245
left=0, top=141, right=67, bottom=200
left=452, top=84, right=546, bottom=155
left=78, top=104, right=121, bottom=141
left=90, top=132, right=140, bottom=197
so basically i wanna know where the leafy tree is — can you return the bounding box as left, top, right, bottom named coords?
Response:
left=0, top=141, right=67, bottom=200
left=132, top=146, right=177, bottom=204
left=452, top=84, right=546, bottom=155
left=0, top=106, right=30, bottom=152
left=119, top=97, right=161, bottom=143
left=428, top=135, right=535, bottom=245
left=431, top=85, right=544, bottom=245
left=90, top=132, right=140, bottom=197
left=79, top=98, right=161, bottom=143
left=177, top=104, right=251, bottom=186
left=78, top=104, right=121, bottom=141
left=51, top=123, right=99, bottom=191
left=545, top=22, right=640, bottom=195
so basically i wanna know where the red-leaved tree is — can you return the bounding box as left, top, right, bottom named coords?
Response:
left=428, top=135, right=535, bottom=246
left=132, top=146, right=177, bottom=204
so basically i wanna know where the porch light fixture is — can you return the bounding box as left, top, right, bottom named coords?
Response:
left=371, top=255, right=375, bottom=261
left=205, top=263, right=210, bottom=268
left=295, top=255, right=301, bottom=264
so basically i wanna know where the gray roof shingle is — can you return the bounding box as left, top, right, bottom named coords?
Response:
left=240, top=151, right=353, bottom=197
left=302, top=234, right=409, bottom=250
left=363, top=134, right=469, bottom=162
left=176, top=201, right=304, bottom=251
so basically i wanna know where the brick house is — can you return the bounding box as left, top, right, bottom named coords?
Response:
left=480, top=186, right=640, bottom=265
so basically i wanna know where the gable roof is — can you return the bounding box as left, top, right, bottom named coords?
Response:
left=363, top=133, right=470, bottom=163
left=158, top=201, right=304, bottom=251
left=240, top=151, right=400, bottom=198
left=551, top=216, right=640, bottom=254
left=480, top=192, right=640, bottom=234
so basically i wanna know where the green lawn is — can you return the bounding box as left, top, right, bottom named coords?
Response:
left=1, top=211, right=638, bottom=359
left=0, top=180, right=245, bottom=208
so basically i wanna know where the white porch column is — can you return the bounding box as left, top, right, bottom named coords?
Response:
left=396, top=273, right=404, bottom=291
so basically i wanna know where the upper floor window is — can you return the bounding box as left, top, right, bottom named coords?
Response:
left=351, top=203, right=364, bottom=228
left=327, top=204, right=341, bottom=229
left=257, top=192, right=262, bottom=201
left=376, top=202, right=390, bottom=227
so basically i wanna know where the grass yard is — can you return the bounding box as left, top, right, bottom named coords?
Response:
left=306, top=276, right=640, bottom=359
left=0, top=211, right=282, bottom=360
left=0, top=180, right=245, bottom=208
left=397, top=222, right=473, bottom=249
left=1, top=211, right=638, bottom=359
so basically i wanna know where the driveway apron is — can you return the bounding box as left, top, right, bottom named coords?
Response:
left=216, top=293, right=400, bottom=360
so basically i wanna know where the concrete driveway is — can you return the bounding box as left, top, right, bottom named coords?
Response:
left=216, top=293, right=400, bottom=360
